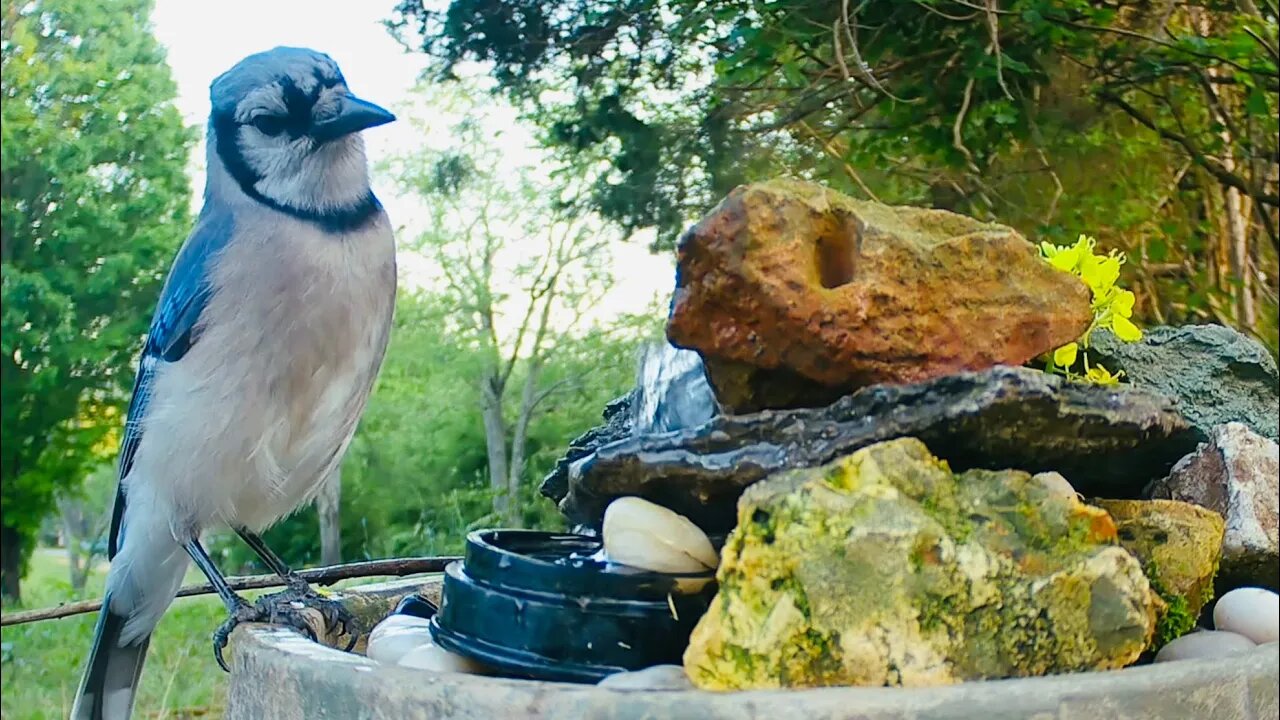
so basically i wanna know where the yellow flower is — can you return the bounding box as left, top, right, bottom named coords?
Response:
left=1112, top=288, right=1135, bottom=317
left=1085, top=364, right=1124, bottom=385
left=1112, top=314, right=1142, bottom=342
left=1044, top=242, right=1082, bottom=273
left=1038, top=231, right=1142, bottom=384
left=1053, top=342, right=1079, bottom=367
left=1083, top=253, right=1121, bottom=297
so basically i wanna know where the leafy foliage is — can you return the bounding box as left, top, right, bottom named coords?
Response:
left=391, top=0, right=1279, bottom=351
left=0, top=0, right=194, bottom=601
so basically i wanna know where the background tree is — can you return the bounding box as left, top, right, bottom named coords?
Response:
left=387, top=82, right=620, bottom=527
left=0, top=0, right=193, bottom=602
left=54, top=459, right=115, bottom=593
left=390, top=0, right=1279, bottom=352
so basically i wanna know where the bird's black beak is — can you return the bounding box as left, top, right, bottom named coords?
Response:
left=312, top=95, right=395, bottom=143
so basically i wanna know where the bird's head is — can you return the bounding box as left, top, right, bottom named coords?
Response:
left=208, top=47, right=395, bottom=224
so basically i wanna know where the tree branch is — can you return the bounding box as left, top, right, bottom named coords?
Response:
left=0, top=556, right=459, bottom=627
left=1098, top=90, right=1279, bottom=208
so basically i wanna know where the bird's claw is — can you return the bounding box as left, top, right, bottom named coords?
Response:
left=212, top=598, right=262, bottom=672
left=210, top=583, right=360, bottom=672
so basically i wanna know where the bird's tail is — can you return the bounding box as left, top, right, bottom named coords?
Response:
left=71, top=518, right=189, bottom=720
left=70, top=592, right=151, bottom=720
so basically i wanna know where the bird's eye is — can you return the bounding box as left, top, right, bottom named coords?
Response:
left=251, top=115, right=286, bottom=136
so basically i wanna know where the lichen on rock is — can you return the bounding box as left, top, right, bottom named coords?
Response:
left=682, top=438, right=1158, bottom=690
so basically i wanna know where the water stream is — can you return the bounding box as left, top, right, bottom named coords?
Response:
left=630, top=343, right=718, bottom=436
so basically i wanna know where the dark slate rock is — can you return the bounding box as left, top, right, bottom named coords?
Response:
left=541, top=366, right=1199, bottom=533
left=1090, top=324, right=1278, bottom=441
left=540, top=393, right=636, bottom=505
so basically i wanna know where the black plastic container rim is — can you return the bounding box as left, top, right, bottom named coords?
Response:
left=461, top=529, right=713, bottom=601
left=429, top=616, right=625, bottom=684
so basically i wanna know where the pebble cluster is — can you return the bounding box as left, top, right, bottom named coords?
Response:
left=364, top=614, right=487, bottom=674
left=1154, top=587, right=1279, bottom=663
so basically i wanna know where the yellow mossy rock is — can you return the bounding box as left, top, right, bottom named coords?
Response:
left=683, top=438, right=1159, bottom=690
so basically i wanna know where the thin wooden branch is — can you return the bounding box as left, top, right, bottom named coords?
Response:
left=984, top=0, right=1014, bottom=100
left=952, top=76, right=979, bottom=173
left=796, top=119, right=883, bottom=202
left=0, top=556, right=459, bottom=627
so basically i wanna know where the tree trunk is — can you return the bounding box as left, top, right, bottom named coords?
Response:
left=505, top=360, right=543, bottom=528
left=1224, top=173, right=1256, bottom=330
left=1198, top=9, right=1257, bottom=332
left=317, top=468, right=343, bottom=566
left=480, top=370, right=511, bottom=522
left=1, top=524, right=22, bottom=604
left=57, top=495, right=90, bottom=593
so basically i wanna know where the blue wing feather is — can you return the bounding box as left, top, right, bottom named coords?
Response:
left=108, top=208, right=235, bottom=558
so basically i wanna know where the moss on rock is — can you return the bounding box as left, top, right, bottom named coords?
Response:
left=683, top=438, right=1158, bottom=690
left=1091, top=499, right=1224, bottom=649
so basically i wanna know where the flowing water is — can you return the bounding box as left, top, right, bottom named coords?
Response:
left=631, top=343, right=718, bottom=436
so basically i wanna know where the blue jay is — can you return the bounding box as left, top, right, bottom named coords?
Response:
left=72, top=47, right=396, bottom=720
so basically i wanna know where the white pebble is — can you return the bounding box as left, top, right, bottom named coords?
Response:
left=397, top=640, right=488, bottom=674
left=603, top=497, right=719, bottom=574
left=365, top=615, right=433, bottom=665
left=1031, top=471, right=1077, bottom=501
left=368, top=613, right=433, bottom=639
left=1213, top=587, right=1280, bottom=644
left=1155, top=630, right=1256, bottom=663
left=598, top=664, right=693, bottom=690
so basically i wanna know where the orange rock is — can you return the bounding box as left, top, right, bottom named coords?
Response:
left=667, top=179, right=1093, bottom=412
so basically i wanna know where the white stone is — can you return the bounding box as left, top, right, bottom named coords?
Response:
left=597, top=664, right=694, bottom=691
left=368, top=613, right=433, bottom=640
left=603, top=496, right=719, bottom=573
left=396, top=640, right=488, bottom=674
left=1213, top=587, right=1280, bottom=644
left=1154, top=630, right=1256, bottom=663
left=1032, top=471, right=1077, bottom=501
left=365, top=614, right=433, bottom=665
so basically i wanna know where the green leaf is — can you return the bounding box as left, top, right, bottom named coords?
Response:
left=1245, top=86, right=1270, bottom=116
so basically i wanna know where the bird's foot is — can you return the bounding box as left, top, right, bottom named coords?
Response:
left=210, top=582, right=359, bottom=672
left=267, top=578, right=360, bottom=648
left=212, top=597, right=263, bottom=672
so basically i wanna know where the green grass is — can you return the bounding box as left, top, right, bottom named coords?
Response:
left=1, top=549, right=230, bottom=719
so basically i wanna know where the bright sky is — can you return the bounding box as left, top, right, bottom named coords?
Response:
left=149, top=0, right=675, bottom=329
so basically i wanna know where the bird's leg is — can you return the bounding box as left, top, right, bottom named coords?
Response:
left=234, top=528, right=306, bottom=591
left=234, top=528, right=358, bottom=649
left=184, top=539, right=266, bottom=672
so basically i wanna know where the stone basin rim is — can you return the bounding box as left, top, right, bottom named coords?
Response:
left=227, top=623, right=1279, bottom=719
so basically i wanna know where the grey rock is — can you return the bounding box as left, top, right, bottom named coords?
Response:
left=1090, top=324, right=1279, bottom=441
left=597, top=664, right=694, bottom=691
left=543, top=366, right=1198, bottom=533
left=1149, top=423, right=1280, bottom=591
